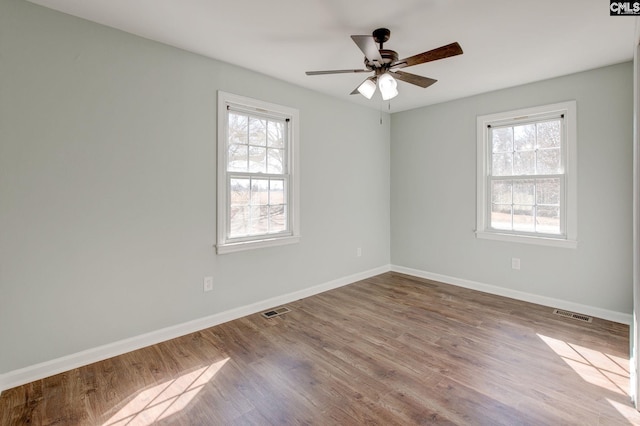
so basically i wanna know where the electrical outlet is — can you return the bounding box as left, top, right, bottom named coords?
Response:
left=203, top=276, right=214, bottom=292
left=357, top=247, right=362, bottom=257
left=511, top=258, right=521, bottom=270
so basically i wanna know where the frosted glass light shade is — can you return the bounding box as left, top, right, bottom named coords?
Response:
left=357, top=78, right=376, bottom=99
left=378, top=73, right=398, bottom=101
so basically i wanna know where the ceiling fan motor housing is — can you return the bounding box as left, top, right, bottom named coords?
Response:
left=364, top=49, right=398, bottom=73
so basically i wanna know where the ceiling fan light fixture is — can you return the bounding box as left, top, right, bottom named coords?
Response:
left=378, top=73, right=398, bottom=101
left=305, top=28, right=463, bottom=102
left=357, top=77, right=377, bottom=99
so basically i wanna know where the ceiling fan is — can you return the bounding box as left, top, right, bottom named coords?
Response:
left=305, top=28, right=463, bottom=101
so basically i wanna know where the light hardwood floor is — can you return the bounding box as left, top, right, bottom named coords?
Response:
left=1, top=272, right=639, bottom=425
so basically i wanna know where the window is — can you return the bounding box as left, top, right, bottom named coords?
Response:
left=476, top=101, right=577, bottom=248
left=217, top=92, right=300, bottom=254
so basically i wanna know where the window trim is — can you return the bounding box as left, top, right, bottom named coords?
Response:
left=216, top=91, right=300, bottom=254
left=476, top=101, right=577, bottom=248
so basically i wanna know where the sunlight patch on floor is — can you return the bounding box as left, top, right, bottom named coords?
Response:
left=537, top=334, right=628, bottom=396
left=605, top=397, right=640, bottom=421
left=103, top=358, right=229, bottom=425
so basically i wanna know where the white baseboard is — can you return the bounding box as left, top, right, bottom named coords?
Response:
left=0, top=265, right=391, bottom=393
left=390, top=264, right=633, bottom=325
left=1, top=263, right=631, bottom=393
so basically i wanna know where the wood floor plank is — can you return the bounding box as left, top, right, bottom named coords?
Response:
left=2, top=271, right=639, bottom=425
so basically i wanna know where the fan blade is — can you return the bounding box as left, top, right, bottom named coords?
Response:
left=391, top=42, right=463, bottom=69
left=306, top=69, right=370, bottom=75
left=390, top=70, right=437, bottom=88
left=351, top=35, right=383, bottom=66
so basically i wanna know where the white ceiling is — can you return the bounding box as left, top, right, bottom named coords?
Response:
left=27, top=0, right=638, bottom=112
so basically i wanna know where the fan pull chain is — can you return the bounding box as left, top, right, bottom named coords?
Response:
left=379, top=100, right=391, bottom=125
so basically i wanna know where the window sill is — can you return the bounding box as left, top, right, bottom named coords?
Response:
left=475, top=231, right=577, bottom=249
left=216, top=235, right=301, bottom=254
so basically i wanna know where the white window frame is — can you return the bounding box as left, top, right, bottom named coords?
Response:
left=476, top=101, right=577, bottom=248
left=216, top=91, right=300, bottom=254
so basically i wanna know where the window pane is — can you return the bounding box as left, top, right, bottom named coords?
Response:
left=230, top=178, right=250, bottom=206
left=491, top=181, right=512, bottom=204
left=229, top=206, right=249, bottom=237
left=269, top=204, right=286, bottom=233
left=267, top=148, right=284, bottom=174
left=229, top=113, right=248, bottom=145
left=491, top=127, right=513, bottom=153
left=514, top=124, right=535, bottom=151
left=492, top=153, right=513, bottom=176
left=270, top=179, right=285, bottom=205
left=491, top=204, right=512, bottom=230
left=514, top=151, right=535, bottom=175
left=537, top=148, right=561, bottom=174
left=536, top=206, right=560, bottom=234
left=513, top=205, right=534, bottom=231
left=513, top=180, right=535, bottom=205
left=251, top=178, right=269, bottom=205
left=249, top=146, right=266, bottom=173
left=536, top=178, right=560, bottom=205
left=228, top=144, right=248, bottom=172
left=537, top=120, right=561, bottom=149
left=250, top=206, right=268, bottom=234
left=249, top=117, right=266, bottom=146
left=228, top=177, right=288, bottom=238
left=268, top=120, right=285, bottom=148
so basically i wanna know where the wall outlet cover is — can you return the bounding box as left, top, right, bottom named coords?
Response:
left=203, top=276, right=214, bottom=292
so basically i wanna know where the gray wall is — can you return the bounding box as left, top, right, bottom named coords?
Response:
left=0, top=0, right=391, bottom=374
left=1, top=0, right=633, bottom=379
left=391, top=62, right=633, bottom=314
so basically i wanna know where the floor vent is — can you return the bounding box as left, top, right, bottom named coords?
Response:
left=261, top=306, right=291, bottom=319
left=553, top=309, right=593, bottom=323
